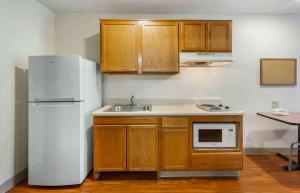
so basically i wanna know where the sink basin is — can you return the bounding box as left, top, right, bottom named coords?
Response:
left=104, top=104, right=152, bottom=112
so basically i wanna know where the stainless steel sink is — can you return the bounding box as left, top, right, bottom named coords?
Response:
left=104, top=104, right=152, bottom=112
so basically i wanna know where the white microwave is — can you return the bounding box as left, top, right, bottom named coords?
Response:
left=193, top=123, right=236, bottom=148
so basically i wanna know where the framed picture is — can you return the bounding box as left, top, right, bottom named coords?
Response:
left=260, top=58, right=297, bottom=86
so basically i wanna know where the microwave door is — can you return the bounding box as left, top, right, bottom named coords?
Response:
left=193, top=123, right=237, bottom=148
left=198, top=129, right=222, bottom=143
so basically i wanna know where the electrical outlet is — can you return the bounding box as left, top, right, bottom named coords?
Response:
left=272, top=100, right=279, bottom=109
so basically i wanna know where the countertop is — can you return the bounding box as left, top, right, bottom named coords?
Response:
left=92, top=104, right=244, bottom=116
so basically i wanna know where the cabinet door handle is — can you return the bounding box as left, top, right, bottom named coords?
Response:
left=138, top=53, right=142, bottom=74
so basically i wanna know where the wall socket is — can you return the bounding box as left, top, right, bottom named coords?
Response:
left=272, top=100, right=279, bottom=109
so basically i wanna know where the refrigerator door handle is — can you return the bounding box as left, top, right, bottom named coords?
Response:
left=32, top=98, right=78, bottom=102
left=31, top=101, right=77, bottom=106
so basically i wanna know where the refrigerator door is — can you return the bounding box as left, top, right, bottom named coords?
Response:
left=28, top=56, right=84, bottom=102
left=28, top=101, right=84, bottom=186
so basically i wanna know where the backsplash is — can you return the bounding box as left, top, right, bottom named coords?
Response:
left=103, top=98, right=222, bottom=106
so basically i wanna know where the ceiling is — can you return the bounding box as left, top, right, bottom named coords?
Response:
left=37, top=0, right=300, bottom=14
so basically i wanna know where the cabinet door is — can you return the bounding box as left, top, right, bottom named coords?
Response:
left=100, top=20, right=138, bottom=72
left=141, top=21, right=179, bottom=73
left=161, top=129, right=189, bottom=170
left=207, top=21, right=232, bottom=52
left=127, top=125, right=158, bottom=171
left=94, top=125, right=126, bottom=171
left=180, top=21, right=207, bottom=52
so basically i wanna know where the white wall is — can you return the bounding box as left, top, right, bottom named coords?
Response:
left=0, top=0, right=55, bottom=186
left=55, top=13, right=300, bottom=148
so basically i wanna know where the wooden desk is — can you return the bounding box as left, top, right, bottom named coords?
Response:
left=257, top=112, right=300, bottom=170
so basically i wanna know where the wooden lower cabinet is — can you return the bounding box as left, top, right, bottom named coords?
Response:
left=161, top=129, right=189, bottom=170
left=94, top=125, right=126, bottom=171
left=191, top=152, right=243, bottom=171
left=94, top=124, right=158, bottom=176
left=93, top=115, right=243, bottom=180
left=127, top=125, right=158, bottom=171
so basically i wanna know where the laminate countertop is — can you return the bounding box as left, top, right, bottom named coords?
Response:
left=92, top=104, right=244, bottom=116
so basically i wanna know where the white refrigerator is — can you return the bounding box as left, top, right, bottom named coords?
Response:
left=28, top=55, right=102, bottom=186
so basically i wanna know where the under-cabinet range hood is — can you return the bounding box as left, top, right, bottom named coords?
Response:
left=180, top=53, right=233, bottom=67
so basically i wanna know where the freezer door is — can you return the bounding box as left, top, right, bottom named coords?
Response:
left=28, top=101, right=84, bottom=186
left=28, top=56, right=84, bottom=101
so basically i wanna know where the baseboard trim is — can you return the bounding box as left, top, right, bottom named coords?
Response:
left=244, top=148, right=289, bottom=154
left=0, top=169, right=27, bottom=193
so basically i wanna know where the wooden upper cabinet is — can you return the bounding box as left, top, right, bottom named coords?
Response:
left=100, top=19, right=232, bottom=73
left=141, top=21, right=179, bottom=73
left=94, top=125, right=126, bottom=171
left=207, top=21, right=232, bottom=52
left=100, top=20, right=179, bottom=74
left=100, top=20, right=138, bottom=72
left=180, top=21, right=207, bottom=52
left=179, top=20, right=232, bottom=52
left=127, top=125, right=158, bottom=171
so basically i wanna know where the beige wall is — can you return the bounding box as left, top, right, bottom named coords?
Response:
left=0, top=0, right=55, bottom=187
left=0, top=2, right=298, bottom=189
left=55, top=13, right=300, bottom=149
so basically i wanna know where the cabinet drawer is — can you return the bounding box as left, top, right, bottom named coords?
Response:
left=94, top=116, right=158, bottom=125
left=162, top=117, right=189, bottom=128
left=191, top=152, right=243, bottom=171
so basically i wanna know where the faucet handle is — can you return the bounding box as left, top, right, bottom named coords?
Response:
left=130, top=95, right=135, bottom=105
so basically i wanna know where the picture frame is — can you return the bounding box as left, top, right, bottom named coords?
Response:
left=260, top=58, right=297, bottom=86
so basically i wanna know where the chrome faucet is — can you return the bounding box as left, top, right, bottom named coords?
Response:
left=130, top=95, right=135, bottom=106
